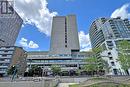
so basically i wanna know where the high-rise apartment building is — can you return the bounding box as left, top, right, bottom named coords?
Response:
left=0, top=46, right=27, bottom=76
left=50, top=15, right=80, bottom=55
left=0, top=0, right=23, bottom=46
left=89, top=17, right=130, bottom=75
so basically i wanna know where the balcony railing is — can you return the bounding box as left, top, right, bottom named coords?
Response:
left=0, top=51, right=13, bottom=54
left=0, top=66, right=8, bottom=68
left=27, top=54, right=86, bottom=59
left=0, top=47, right=15, bottom=50
left=27, top=62, right=88, bottom=65
left=0, top=61, right=10, bottom=63
left=0, top=71, right=6, bottom=73
left=0, top=56, right=12, bottom=58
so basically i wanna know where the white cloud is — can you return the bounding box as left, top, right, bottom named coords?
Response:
left=78, top=31, right=91, bottom=51
left=14, top=0, right=58, bottom=36
left=28, top=41, right=39, bottom=48
left=19, top=38, right=28, bottom=47
left=19, top=38, right=39, bottom=49
left=111, top=3, right=130, bottom=19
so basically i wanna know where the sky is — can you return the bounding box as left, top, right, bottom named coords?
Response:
left=14, top=0, right=130, bottom=52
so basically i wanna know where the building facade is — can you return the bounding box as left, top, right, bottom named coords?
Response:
left=26, top=15, right=91, bottom=75
left=27, top=51, right=92, bottom=75
left=89, top=17, right=130, bottom=75
left=0, top=0, right=23, bottom=46
left=50, top=15, right=80, bottom=55
left=0, top=46, right=27, bottom=76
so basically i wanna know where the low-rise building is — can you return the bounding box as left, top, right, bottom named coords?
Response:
left=26, top=51, right=92, bottom=75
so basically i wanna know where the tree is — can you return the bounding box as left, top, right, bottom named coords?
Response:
left=7, top=65, right=18, bottom=81
left=83, top=56, right=98, bottom=75
left=93, top=47, right=110, bottom=75
left=7, top=65, right=17, bottom=75
left=117, top=40, right=130, bottom=75
left=83, top=47, right=108, bottom=76
left=51, top=65, right=61, bottom=76
left=98, top=58, right=110, bottom=75
left=84, top=56, right=97, bottom=71
left=28, top=65, right=42, bottom=77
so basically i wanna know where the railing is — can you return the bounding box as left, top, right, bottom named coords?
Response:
left=0, top=47, right=15, bottom=50
left=0, top=61, right=10, bottom=63
left=27, top=54, right=87, bottom=59
left=0, top=56, right=12, bottom=58
left=0, top=70, right=6, bottom=73
left=0, top=52, right=13, bottom=54
left=27, top=62, right=88, bottom=65
left=0, top=66, right=8, bottom=68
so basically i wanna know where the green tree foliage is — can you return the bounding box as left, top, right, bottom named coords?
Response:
left=84, top=56, right=98, bottom=71
left=7, top=65, right=17, bottom=75
left=117, top=40, right=130, bottom=75
left=28, top=65, right=42, bottom=76
left=92, top=47, right=102, bottom=54
left=83, top=47, right=108, bottom=75
left=92, top=47, right=104, bottom=71
left=51, top=65, right=61, bottom=75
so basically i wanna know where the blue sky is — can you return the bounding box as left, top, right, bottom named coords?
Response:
left=14, top=0, right=130, bottom=51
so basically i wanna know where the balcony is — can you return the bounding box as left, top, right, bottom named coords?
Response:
left=0, top=71, right=6, bottom=74
left=0, top=47, right=15, bottom=51
left=0, top=56, right=12, bottom=59
left=0, top=61, right=10, bottom=63
left=0, top=66, right=8, bottom=68
left=0, top=51, right=13, bottom=54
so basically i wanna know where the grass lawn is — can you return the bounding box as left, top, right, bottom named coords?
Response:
left=69, top=84, right=130, bottom=87
left=87, top=84, right=130, bottom=87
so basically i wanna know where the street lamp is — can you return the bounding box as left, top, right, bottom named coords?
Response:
left=29, top=59, right=32, bottom=69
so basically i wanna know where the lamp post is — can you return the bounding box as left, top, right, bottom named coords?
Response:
left=42, top=67, right=44, bottom=77
left=11, top=65, right=17, bottom=82
left=29, top=59, right=32, bottom=69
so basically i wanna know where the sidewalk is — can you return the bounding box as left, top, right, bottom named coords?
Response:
left=58, top=83, right=77, bottom=87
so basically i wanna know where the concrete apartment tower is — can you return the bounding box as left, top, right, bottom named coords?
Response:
left=0, top=0, right=23, bottom=46
left=89, top=17, right=130, bottom=75
left=50, top=15, right=80, bottom=55
left=0, top=46, right=27, bottom=76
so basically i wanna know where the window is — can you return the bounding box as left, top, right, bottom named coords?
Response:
left=111, top=62, right=115, bottom=66
left=5, top=59, right=10, bottom=62
left=109, top=57, right=113, bottom=60
left=64, top=54, right=68, bottom=56
left=4, top=50, right=8, bottom=52
left=108, top=47, right=113, bottom=50
left=0, top=39, right=5, bottom=42
left=65, top=40, right=67, bottom=43
left=2, top=54, right=7, bottom=57
left=108, top=52, right=111, bottom=55
left=65, top=45, right=67, bottom=48
left=107, top=41, right=113, bottom=46
left=6, top=47, right=10, bottom=48
left=113, top=69, right=118, bottom=75
left=0, top=59, right=4, bottom=61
